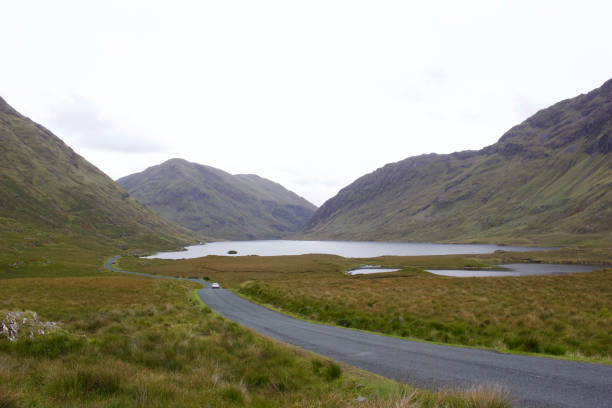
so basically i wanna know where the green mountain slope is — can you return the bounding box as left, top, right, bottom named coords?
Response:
left=117, top=159, right=317, bottom=240
left=302, top=78, right=612, bottom=246
left=0, top=96, right=195, bottom=271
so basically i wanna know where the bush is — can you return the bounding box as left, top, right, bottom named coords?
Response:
left=324, top=363, right=342, bottom=381
left=311, top=359, right=323, bottom=374
left=505, top=335, right=541, bottom=353
left=543, top=343, right=566, bottom=356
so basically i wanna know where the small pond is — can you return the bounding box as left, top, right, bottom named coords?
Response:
left=348, top=266, right=401, bottom=275
left=426, top=263, right=608, bottom=277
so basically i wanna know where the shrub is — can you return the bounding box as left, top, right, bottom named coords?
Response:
left=543, top=343, right=566, bottom=356
left=505, top=335, right=541, bottom=353
left=311, top=359, right=323, bottom=374
left=324, top=363, right=342, bottom=381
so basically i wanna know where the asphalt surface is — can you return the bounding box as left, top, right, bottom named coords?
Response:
left=106, top=257, right=612, bottom=407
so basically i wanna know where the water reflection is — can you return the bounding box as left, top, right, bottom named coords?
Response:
left=145, top=240, right=550, bottom=259
left=348, top=266, right=401, bottom=275
left=426, top=263, right=607, bottom=277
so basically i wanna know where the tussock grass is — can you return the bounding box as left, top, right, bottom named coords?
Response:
left=0, top=383, right=21, bottom=408
left=0, top=274, right=513, bottom=407
left=238, top=270, right=612, bottom=359
left=355, top=385, right=511, bottom=408
left=120, top=248, right=612, bottom=360
left=0, top=213, right=193, bottom=280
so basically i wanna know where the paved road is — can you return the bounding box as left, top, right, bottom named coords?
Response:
left=106, top=257, right=612, bottom=408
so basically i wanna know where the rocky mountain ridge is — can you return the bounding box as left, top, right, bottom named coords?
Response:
left=301, top=78, right=612, bottom=246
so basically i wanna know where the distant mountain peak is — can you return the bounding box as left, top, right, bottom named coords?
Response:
left=118, top=159, right=316, bottom=240
left=163, top=157, right=190, bottom=165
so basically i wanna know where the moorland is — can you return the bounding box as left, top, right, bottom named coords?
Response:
left=2, top=75, right=611, bottom=408
left=119, top=247, right=612, bottom=362
left=1, top=258, right=517, bottom=407
left=0, top=95, right=516, bottom=407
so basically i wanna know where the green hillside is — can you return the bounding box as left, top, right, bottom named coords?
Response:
left=302, top=78, right=612, bottom=246
left=0, top=96, right=195, bottom=276
left=117, top=159, right=317, bottom=240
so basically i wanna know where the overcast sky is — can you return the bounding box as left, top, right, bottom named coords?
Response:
left=2, top=1, right=611, bottom=206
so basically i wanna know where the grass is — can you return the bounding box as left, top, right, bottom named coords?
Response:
left=118, top=247, right=612, bottom=361
left=0, top=272, right=513, bottom=407
left=0, top=214, right=194, bottom=280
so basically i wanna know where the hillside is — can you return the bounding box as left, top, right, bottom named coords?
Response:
left=0, top=96, right=195, bottom=273
left=117, top=159, right=317, bottom=240
left=302, top=78, right=612, bottom=246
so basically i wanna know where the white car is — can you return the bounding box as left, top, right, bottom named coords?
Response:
left=211, top=282, right=220, bottom=289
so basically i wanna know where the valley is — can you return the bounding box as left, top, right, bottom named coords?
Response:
left=1, top=76, right=611, bottom=408
left=108, top=256, right=612, bottom=408
left=118, top=248, right=612, bottom=362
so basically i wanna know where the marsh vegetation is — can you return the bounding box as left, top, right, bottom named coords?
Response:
left=121, top=248, right=612, bottom=361
left=0, top=272, right=514, bottom=407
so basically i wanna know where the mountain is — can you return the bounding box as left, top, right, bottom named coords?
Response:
left=0, top=96, right=195, bottom=260
left=117, top=159, right=317, bottom=240
left=302, top=78, right=612, bottom=246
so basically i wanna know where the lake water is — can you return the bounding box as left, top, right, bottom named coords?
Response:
left=426, top=263, right=607, bottom=277
left=349, top=263, right=607, bottom=277
left=348, top=266, right=401, bottom=275
left=145, top=240, right=550, bottom=259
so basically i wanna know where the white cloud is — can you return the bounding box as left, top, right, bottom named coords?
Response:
left=514, top=96, right=539, bottom=123
left=1, top=1, right=611, bottom=206
left=46, top=95, right=166, bottom=153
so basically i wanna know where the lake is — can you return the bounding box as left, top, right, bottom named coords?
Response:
left=425, top=263, right=608, bottom=277
left=145, top=240, right=550, bottom=259
left=348, top=263, right=608, bottom=277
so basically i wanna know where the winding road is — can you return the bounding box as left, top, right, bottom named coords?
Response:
left=105, top=257, right=612, bottom=408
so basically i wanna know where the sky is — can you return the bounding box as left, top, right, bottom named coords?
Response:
left=2, top=1, right=612, bottom=206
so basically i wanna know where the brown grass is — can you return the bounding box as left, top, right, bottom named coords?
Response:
left=0, top=274, right=513, bottom=407
left=118, top=249, right=612, bottom=359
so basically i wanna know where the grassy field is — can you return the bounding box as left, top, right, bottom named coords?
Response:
left=119, top=248, right=612, bottom=361
left=0, top=212, right=195, bottom=280
left=0, top=271, right=513, bottom=407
